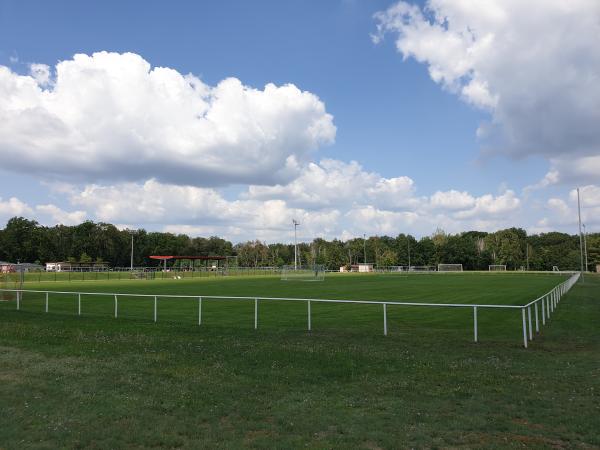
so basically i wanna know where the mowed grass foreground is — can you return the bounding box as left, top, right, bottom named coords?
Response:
left=0, top=273, right=599, bottom=448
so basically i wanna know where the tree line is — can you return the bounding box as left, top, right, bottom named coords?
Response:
left=0, top=217, right=598, bottom=271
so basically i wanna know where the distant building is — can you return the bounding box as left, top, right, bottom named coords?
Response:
left=357, top=263, right=374, bottom=273
left=0, top=261, right=15, bottom=273
left=1, top=262, right=43, bottom=273
left=340, top=263, right=374, bottom=273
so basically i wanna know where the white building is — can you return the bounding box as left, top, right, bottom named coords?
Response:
left=340, top=263, right=374, bottom=273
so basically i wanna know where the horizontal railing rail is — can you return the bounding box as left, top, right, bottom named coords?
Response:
left=0, top=272, right=580, bottom=348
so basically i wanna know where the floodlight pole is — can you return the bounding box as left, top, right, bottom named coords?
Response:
left=407, top=238, right=411, bottom=269
left=577, top=188, right=585, bottom=282
left=526, top=241, right=529, bottom=271
left=583, top=224, right=588, bottom=272
left=293, top=219, right=299, bottom=270
left=130, top=232, right=134, bottom=271
left=363, top=233, right=367, bottom=263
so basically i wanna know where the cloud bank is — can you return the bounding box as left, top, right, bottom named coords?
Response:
left=1, top=160, right=527, bottom=242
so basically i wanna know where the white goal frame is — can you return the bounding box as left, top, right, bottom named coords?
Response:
left=408, top=266, right=436, bottom=272
left=281, top=265, right=325, bottom=282
left=489, top=265, right=507, bottom=271
left=437, top=264, right=463, bottom=272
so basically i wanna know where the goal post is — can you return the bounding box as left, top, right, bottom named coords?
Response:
left=437, top=264, right=463, bottom=272
left=281, top=265, right=325, bottom=281
left=408, top=265, right=436, bottom=272
left=0, top=270, right=23, bottom=301
left=489, top=265, right=507, bottom=271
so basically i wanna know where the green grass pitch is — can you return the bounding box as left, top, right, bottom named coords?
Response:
left=1, top=273, right=599, bottom=448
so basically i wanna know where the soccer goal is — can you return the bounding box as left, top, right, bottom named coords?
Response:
left=437, top=264, right=463, bottom=272
left=281, top=265, right=325, bottom=281
left=408, top=266, right=436, bottom=272
left=0, top=271, right=23, bottom=301
left=130, top=270, right=156, bottom=280
left=489, top=265, right=507, bottom=271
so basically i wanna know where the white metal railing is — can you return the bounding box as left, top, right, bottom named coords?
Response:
left=1, top=272, right=580, bottom=348
left=519, top=271, right=580, bottom=347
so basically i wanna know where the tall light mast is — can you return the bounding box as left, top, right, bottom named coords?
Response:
left=130, top=231, right=134, bottom=271
left=577, top=188, right=585, bottom=282
left=583, top=223, right=589, bottom=272
left=293, top=219, right=300, bottom=270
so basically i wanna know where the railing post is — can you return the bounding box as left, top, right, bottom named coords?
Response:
left=521, top=309, right=528, bottom=348
left=542, top=298, right=546, bottom=325
left=534, top=302, right=539, bottom=333
left=473, top=306, right=478, bottom=343
left=527, top=306, right=533, bottom=341
left=198, top=297, right=202, bottom=325
left=45, top=292, right=49, bottom=313
left=383, top=303, right=387, bottom=336
left=547, top=296, right=551, bottom=318
left=254, top=298, right=258, bottom=329
left=307, top=300, right=311, bottom=331
left=154, top=296, right=157, bottom=323
left=16, top=290, right=20, bottom=310
left=78, top=293, right=81, bottom=316
left=114, top=294, right=118, bottom=318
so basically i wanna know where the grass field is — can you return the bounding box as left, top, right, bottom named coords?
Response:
left=1, top=273, right=599, bottom=448
left=0, top=272, right=574, bottom=343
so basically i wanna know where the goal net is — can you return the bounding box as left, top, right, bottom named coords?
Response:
left=281, top=265, right=325, bottom=281
left=489, top=265, right=507, bottom=271
left=437, top=264, right=463, bottom=272
left=408, top=266, right=436, bottom=272
left=130, top=270, right=156, bottom=280
left=0, top=271, right=23, bottom=301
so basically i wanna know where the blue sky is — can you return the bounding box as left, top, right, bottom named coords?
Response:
left=0, top=0, right=598, bottom=241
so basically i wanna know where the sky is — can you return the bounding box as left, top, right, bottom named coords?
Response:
left=0, top=0, right=599, bottom=243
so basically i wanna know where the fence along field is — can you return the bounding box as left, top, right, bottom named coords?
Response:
left=12, top=266, right=282, bottom=283
left=0, top=271, right=579, bottom=348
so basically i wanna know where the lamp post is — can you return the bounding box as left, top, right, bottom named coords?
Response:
left=130, top=231, right=134, bottom=271
left=577, top=188, right=585, bottom=281
left=583, top=223, right=589, bottom=272
left=293, top=219, right=300, bottom=270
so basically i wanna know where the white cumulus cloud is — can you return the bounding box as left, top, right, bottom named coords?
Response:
left=0, top=51, right=335, bottom=187
left=453, top=190, right=520, bottom=219
left=246, top=159, right=418, bottom=210
left=429, top=190, right=475, bottom=210
left=374, top=0, right=600, bottom=178
left=56, top=159, right=528, bottom=240
left=0, top=197, right=33, bottom=219
left=34, top=204, right=87, bottom=226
